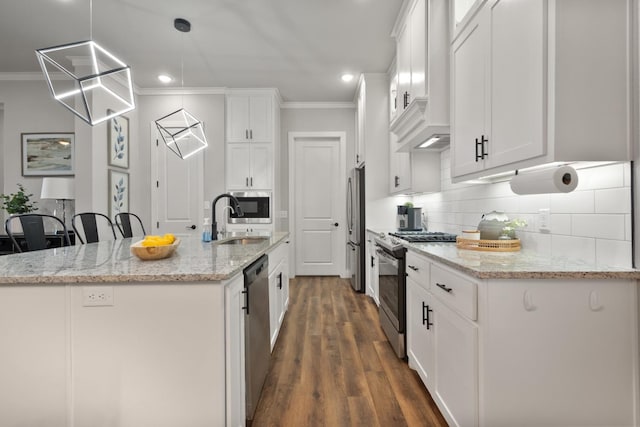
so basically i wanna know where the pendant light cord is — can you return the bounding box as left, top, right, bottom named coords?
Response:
left=181, top=31, right=185, bottom=108
left=89, top=0, right=93, bottom=40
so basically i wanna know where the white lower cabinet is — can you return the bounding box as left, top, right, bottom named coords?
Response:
left=225, top=275, right=246, bottom=427
left=405, top=249, right=639, bottom=427
left=268, top=240, right=290, bottom=351
left=366, top=231, right=379, bottom=304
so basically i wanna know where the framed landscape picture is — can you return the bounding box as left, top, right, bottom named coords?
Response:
left=107, top=110, right=129, bottom=169
left=21, top=132, right=74, bottom=176
left=108, top=169, right=129, bottom=219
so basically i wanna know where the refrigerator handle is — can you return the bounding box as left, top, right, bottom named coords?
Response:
left=347, top=177, right=353, bottom=233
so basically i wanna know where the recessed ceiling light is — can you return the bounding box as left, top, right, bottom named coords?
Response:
left=158, top=74, right=173, bottom=83
left=341, top=73, right=354, bottom=82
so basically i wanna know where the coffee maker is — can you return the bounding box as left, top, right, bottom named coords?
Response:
left=397, top=206, right=422, bottom=231
left=396, top=206, right=409, bottom=230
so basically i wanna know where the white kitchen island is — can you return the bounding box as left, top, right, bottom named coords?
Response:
left=0, top=232, right=289, bottom=427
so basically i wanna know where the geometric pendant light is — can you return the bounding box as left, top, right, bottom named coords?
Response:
left=36, top=40, right=135, bottom=126
left=154, top=18, right=208, bottom=160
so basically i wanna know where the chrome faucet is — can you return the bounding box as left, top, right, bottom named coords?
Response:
left=212, top=193, right=243, bottom=240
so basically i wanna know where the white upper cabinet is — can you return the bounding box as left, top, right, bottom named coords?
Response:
left=226, top=94, right=273, bottom=143
left=451, top=0, right=633, bottom=181
left=390, top=0, right=450, bottom=152
left=226, top=143, right=272, bottom=190
left=355, top=78, right=366, bottom=167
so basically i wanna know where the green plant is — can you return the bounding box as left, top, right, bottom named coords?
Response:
left=0, top=184, right=38, bottom=214
left=404, top=201, right=414, bottom=208
left=500, top=218, right=527, bottom=239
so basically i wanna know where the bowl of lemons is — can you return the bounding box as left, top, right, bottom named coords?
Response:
left=130, top=233, right=180, bottom=260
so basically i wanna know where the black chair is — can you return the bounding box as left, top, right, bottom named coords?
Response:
left=5, top=214, right=72, bottom=253
left=114, top=212, right=146, bottom=238
left=72, top=212, right=117, bottom=244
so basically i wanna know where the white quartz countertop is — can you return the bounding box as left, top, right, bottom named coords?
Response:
left=367, top=229, right=640, bottom=280
left=0, top=232, right=289, bottom=285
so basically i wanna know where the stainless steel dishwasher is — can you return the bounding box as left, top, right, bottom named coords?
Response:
left=243, top=254, right=270, bottom=422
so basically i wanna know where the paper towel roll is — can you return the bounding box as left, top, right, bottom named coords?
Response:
left=509, top=165, right=579, bottom=195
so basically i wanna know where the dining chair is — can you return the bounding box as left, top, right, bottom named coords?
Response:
left=72, top=212, right=117, bottom=244
left=114, top=212, right=146, bottom=238
left=4, top=214, right=72, bottom=252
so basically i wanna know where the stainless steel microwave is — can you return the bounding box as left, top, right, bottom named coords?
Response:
left=228, top=191, right=272, bottom=224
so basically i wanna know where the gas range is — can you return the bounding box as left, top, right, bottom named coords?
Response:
left=389, top=231, right=458, bottom=243
left=375, top=231, right=457, bottom=254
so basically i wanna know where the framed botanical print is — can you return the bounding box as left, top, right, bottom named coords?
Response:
left=107, top=110, right=129, bottom=169
left=21, top=132, right=74, bottom=176
left=108, top=169, right=129, bottom=219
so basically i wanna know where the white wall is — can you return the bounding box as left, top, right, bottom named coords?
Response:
left=136, top=94, right=226, bottom=230
left=279, top=106, right=355, bottom=232
left=0, top=80, right=74, bottom=224
left=414, top=149, right=633, bottom=268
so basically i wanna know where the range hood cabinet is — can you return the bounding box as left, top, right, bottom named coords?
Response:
left=390, top=97, right=449, bottom=152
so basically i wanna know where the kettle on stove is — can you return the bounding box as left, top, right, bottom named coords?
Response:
left=477, top=211, right=509, bottom=240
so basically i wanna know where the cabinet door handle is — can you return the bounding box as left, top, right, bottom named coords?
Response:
left=371, top=256, right=375, bottom=268
left=245, top=129, right=249, bottom=139
left=246, top=177, right=249, bottom=186
left=250, top=177, right=253, bottom=187
left=475, top=137, right=482, bottom=162
left=278, top=272, right=283, bottom=289
left=395, top=175, right=400, bottom=188
left=481, top=135, right=489, bottom=159
left=242, top=288, right=249, bottom=314
left=436, top=283, right=453, bottom=293
left=403, top=91, right=410, bottom=108
left=250, top=129, right=253, bottom=139
left=422, top=302, right=433, bottom=329
left=408, top=265, right=419, bottom=271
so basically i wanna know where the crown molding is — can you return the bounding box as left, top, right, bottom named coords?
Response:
left=136, top=87, right=227, bottom=96
left=281, top=101, right=355, bottom=109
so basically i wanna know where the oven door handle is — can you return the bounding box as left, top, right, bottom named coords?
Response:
left=375, top=247, right=399, bottom=267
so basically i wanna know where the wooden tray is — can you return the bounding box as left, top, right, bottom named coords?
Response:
left=456, top=236, right=521, bottom=252
left=130, top=238, right=180, bottom=260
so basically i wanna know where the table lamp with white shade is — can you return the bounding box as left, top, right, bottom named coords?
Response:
left=41, top=177, right=75, bottom=228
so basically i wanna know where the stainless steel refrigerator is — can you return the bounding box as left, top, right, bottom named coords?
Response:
left=347, top=165, right=365, bottom=292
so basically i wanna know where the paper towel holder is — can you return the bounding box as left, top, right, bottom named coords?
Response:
left=510, top=164, right=579, bottom=195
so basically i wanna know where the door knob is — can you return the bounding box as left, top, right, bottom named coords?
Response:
left=334, top=222, right=339, bottom=227
left=186, top=224, right=196, bottom=230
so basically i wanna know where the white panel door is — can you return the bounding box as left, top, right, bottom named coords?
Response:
left=153, top=126, right=203, bottom=236
left=294, top=137, right=342, bottom=275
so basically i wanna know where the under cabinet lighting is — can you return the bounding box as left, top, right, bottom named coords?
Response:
left=418, top=136, right=440, bottom=148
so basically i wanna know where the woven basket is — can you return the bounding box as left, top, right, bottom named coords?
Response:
left=456, top=236, right=521, bottom=252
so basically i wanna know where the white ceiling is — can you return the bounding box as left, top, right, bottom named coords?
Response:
left=0, top=0, right=403, bottom=102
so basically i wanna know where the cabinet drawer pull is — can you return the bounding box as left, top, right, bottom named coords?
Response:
left=408, top=265, right=419, bottom=271
left=436, top=283, right=453, bottom=293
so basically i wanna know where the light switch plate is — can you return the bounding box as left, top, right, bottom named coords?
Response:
left=538, top=209, right=550, bottom=232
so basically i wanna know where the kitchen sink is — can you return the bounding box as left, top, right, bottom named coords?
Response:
left=219, top=237, right=269, bottom=245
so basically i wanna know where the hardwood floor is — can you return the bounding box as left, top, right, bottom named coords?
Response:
left=252, top=276, right=448, bottom=427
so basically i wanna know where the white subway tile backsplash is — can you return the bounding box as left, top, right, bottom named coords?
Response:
left=596, top=239, right=632, bottom=268
left=549, top=190, right=594, bottom=214
left=550, top=214, right=571, bottom=235
left=575, top=163, right=625, bottom=190
left=594, top=188, right=631, bottom=214
left=571, top=214, right=626, bottom=240
left=551, top=235, right=596, bottom=264
left=412, top=150, right=631, bottom=264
